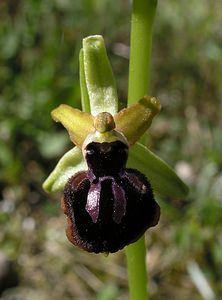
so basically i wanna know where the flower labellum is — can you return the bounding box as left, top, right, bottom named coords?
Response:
left=62, top=112, right=160, bottom=253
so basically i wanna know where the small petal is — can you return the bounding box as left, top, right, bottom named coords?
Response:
left=51, top=104, right=94, bottom=147
left=114, top=96, right=161, bottom=145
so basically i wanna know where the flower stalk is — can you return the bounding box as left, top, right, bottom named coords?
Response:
left=126, top=0, right=158, bottom=299
left=128, top=0, right=158, bottom=105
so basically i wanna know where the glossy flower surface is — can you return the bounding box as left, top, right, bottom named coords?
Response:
left=62, top=140, right=160, bottom=253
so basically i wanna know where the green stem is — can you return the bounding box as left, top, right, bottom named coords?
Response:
left=126, top=236, right=148, bottom=300
left=126, top=1, right=157, bottom=300
left=128, top=0, right=157, bottom=105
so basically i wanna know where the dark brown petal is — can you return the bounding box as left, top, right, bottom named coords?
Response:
left=62, top=169, right=160, bottom=253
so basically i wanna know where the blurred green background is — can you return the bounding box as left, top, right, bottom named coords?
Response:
left=0, top=1, right=222, bottom=299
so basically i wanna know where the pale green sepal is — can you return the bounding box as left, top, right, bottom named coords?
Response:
left=115, top=96, right=161, bottom=145
left=51, top=104, right=94, bottom=147
left=43, top=147, right=87, bottom=193
left=79, top=49, right=91, bottom=113
left=128, top=143, right=189, bottom=198
left=82, top=35, right=118, bottom=116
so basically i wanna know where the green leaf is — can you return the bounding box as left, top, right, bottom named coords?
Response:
left=82, top=35, right=118, bottom=115
left=43, top=147, right=87, bottom=193
left=128, top=142, right=189, bottom=198
left=51, top=104, right=94, bottom=147
left=115, top=96, right=161, bottom=145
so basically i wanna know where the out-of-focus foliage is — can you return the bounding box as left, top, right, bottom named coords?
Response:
left=0, top=0, right=222, bottom=299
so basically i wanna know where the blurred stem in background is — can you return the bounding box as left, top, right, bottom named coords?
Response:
left=126, top=0, right=158, bottom=299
